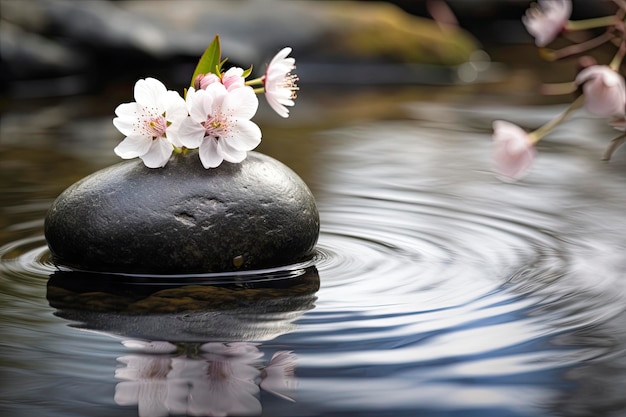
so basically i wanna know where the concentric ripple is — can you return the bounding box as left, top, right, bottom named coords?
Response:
left=2, top=112, right=626, bottom=417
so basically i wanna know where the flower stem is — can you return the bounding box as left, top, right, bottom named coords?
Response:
left=540, top=32, right=613, bottom=61
left=602, top=133, right=626, bottom=160
left=610, top=40, right=626, bottom=70
left=253, top=87, right=265, bottom=94
left=540, top=81, right=576, bottom=96
left=530, top=95, right=585, bottom=144
left=565, top=16, right=619, bottom=31
left=245, top=77, right=265, bottom=86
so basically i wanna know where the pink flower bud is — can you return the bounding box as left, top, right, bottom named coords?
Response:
left=575, top=65, right=626, bottom=117
left=492, top=120, right=537, bottom=181
left=221, top=67, right=246, bottom=91
left=522, top=0, right=571, bottom=47
left=198, top=73, right=221, bottom=90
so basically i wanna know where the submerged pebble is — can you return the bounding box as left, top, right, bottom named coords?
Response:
left=44, top=151, right=319, bottom=274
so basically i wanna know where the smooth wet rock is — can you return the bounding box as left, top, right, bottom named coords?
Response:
left=44, top=151, right=319, bottom=274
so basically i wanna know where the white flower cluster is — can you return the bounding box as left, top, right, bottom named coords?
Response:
left=113, top=47, right=298, bottom=168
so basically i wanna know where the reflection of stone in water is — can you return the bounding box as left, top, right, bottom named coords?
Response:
left=115, top=341, right=297, bottom=417
left=46, top=266, right=319, bottom=341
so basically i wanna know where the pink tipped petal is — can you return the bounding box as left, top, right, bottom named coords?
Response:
left=199, top=73, right=221, bottom=90
left=492, top=120, right=536, bottom=181
left=114, top=135, right=152, bottom=159
left=576, top=66, right=626, bottom=117
left=221, top=67, right=246, bottom=91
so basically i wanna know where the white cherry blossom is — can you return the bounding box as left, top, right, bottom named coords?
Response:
left=178, top=83, right=261, bottom=168
left=113, top=78, right=187, bottom=168
left=575, top=65, right=626, bottom=117
left=263, top=47, right=299, bottom=118
left=522, top=0, right=572, bottom=47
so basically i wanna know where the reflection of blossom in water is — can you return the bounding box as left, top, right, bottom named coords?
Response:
left=115, top=355, right=173, bottom=417
left=114, top=340, right=297, bottom=417
left=260, top=351, right=298, bottom=402
left=167, top=342, right=264, bottom=416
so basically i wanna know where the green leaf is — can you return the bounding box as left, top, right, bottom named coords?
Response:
left=190, top=35, right=222, bottom=88
left=241, top=64, right=254, bottom=79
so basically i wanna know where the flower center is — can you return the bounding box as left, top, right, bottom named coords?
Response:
left=282, top=74, right=299, bottom=99
left=202, top=114, right=228, bottom=140
left=138, top=108, right=169, bottom=140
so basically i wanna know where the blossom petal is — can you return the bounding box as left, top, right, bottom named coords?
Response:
left=217, top=139, right=248, bottom=163
left=223, top=86, right=259, bottom=120
left=113, top=103, right=142, bottom=136
left=140, top=138, right=173, bottom=168
left=266, top=97, right=290, bottom=118
left=198, top=137, right=223, bottom=168
left=177, top=117, right=207, bottom=149
left=223, top=119, right=261, bottom=151
left=162, top=90, right=188, bottom=124
left=134, top=77, right=167, bottom=109
left=221, top=67, right=246, bottom=91
left=114, top=135, right=152, bottom=159
left=268, top=47, right=294, bottom=69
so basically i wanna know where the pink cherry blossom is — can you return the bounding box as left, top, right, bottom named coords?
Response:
left=113, top=78, right=187, bottom=168
left=178, top=83, right=261, bottom=169
left=575, top=65, right=626, bottom=117
left=492, top=120, right=537, bottom=181
left=522, top=0, right=572, bottom=47
left=263, top=47, right=299, bottom=118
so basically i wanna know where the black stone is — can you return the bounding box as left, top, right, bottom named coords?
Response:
left=44, top=151, right=319, bottom=274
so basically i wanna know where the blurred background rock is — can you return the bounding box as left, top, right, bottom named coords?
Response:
left=1, top=0, right=611, bottom=99
left=1, top=0, right=616, bottom=99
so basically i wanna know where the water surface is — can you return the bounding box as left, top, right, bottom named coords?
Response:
left=1, top=88, right=626, bottom=417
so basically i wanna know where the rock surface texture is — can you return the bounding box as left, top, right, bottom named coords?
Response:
left=45, top=152, right=319, bottom=274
